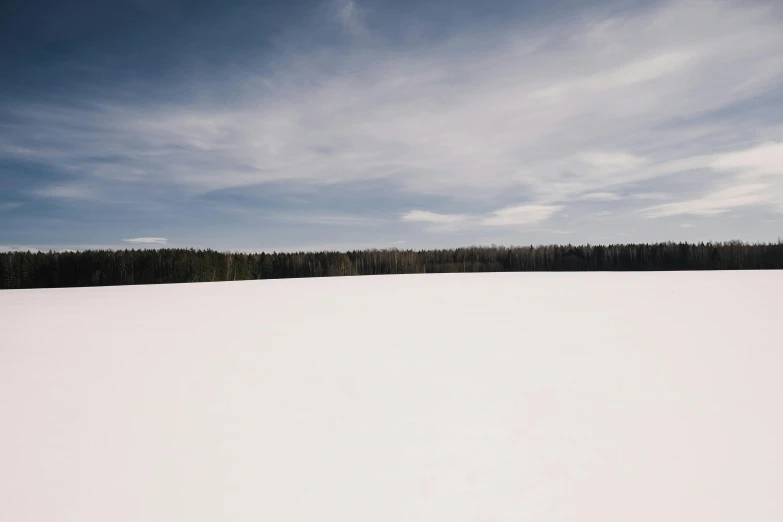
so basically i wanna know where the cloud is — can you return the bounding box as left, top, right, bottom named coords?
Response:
left=577, top=152, right=646, bottom=174
left=0, top=202, right=23, bottom=211
left=0, top=245, right=41, bottom=253
left=1, top=0, right=782, bottom=239
left=629, top=192, right=672, bottom=201
left=639, top=141, right=783, bottom=218
left=533, top=51, right=700, bottom=102
left=32, top=185, right=96, bottom=200
left=641, top=184, right=771, bottom=218
left=332, top=0, right=364, bottom=35
left=122, top=237, right=168, bottom=244
left=482, top=204, right=562, bottom=226
left=285, top=215, right=384, bottom=226
left=402, top=210, right=468, bottom=224
left=710, top=141, right=783, bottom=177
left=578, top=192, right=622, bottom=201
left=403, top=204, right=561, bottom=229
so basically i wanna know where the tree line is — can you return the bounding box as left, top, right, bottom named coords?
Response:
left=1, top=240, right=782, bottom=290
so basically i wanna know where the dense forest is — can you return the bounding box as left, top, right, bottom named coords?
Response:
left=1, top=240, right=782, bottom=290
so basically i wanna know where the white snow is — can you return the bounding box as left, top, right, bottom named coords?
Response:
left=1, top=272, right=782, bottom=522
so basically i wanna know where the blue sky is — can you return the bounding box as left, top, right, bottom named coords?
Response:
left=1, top=0, right=782, bottom=252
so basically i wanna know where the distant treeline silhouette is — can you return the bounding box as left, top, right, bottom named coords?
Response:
left=1, top=240, right=782, bottom=289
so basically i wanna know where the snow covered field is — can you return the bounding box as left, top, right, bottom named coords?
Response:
left=1, top=272, right=782, bottom=522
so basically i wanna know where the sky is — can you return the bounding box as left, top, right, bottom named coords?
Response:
left=1, top=0, right=782, bottom=252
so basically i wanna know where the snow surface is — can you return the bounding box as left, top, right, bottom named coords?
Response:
left=1, top=272, right=782, bottom=522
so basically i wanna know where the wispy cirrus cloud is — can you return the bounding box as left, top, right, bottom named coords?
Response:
left=710, top=141, right=783, bottom=177
left=122, top=237, right=168, bottom=245
left=641, top=142, right=783, bottom=218
left=578, top=192, right=622, bottom=201
left=576, top=152, right=647, bottom=176
left=629, top=192, right=672, bottom=201
left=402, top=210, right=468, bottom=225
left=3, top=1, right=780, bottom=201
left=482, top=204, right=562, bottom=226
left=641, top=184, right=771, bottom=218
left=1, top=0, right=782, bottom=248
left=32, top=184, right=97, bottom=200
left=402, top=204, right=561, bottom=230
left=331, top=0, right=365, bottom=35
